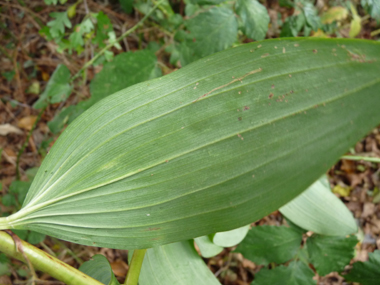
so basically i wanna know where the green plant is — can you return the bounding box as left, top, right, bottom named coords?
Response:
left=0, top=36, right=379, bottom=284
left=1, top=0, right=380, bottom=284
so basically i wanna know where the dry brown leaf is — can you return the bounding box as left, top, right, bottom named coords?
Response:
left=2, top=147, right=17, bottom=165
left=110, top=259, right=128, bottom=277
left=241, top=258, right=256, bottom=270
left=341, top=159, right=357, bottom=174
left=0, top=275, right=12, bottom=285
left=361, top=202, right=375, bottom=218
left=0, top=124, right=23, bottom=136
left=18, top=116, right=37, bottom=130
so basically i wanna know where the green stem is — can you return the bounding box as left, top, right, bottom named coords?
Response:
left=371, top=28, right=380, bottom=37
left=0, top=231, right=103, bottom=285
left=16, top=107, right=46, bottom=180
left=341, top=155, right=380, bottom=163
left=124, top=249, right=147, bottom=285
left=71, top=0, right=164, bottom=82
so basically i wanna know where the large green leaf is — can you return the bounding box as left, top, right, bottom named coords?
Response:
left=344, top=250, right=380, bottom=285
left=234, top=226, right=302, bottom=265
left=1, top=38, right=380, bottom=250
left=279, top=176, right=357, bottom=235
left=138, top=241, right=221, bottom=284
left=306, top=234, right=357, bottom=276
left=252, top=260, right=316, bottom=285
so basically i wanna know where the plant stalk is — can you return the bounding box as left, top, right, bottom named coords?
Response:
left=71, top=0, right=164, bottom=82
left=341, top=155, right=380, bottom=163
left=0, top=231, right=103, bottom=285
left=124, top=249, right=147, bottom=285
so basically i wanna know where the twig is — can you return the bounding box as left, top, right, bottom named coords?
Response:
left=71, top=0, right=165, bottom=82
left=341, top=155, right=380, bottom=163
left=16, top=107, right=46, bottom=180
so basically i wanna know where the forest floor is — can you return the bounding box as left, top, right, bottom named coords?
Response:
left=0, top=0, right=379, bottom=284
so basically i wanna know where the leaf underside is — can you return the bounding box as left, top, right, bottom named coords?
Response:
left=6, top=38, right=380, bottom=249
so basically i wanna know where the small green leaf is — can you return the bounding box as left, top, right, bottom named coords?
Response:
left=69, top=18, right=94, bottom=53
left=1, top=71, right=15, bottom=82
left=280, top=176, right=357, bottom=236
left=185, top=3, right=200, bottom=16
left=79, top=255, right=120, bottom=285
left=12, top=229, right=28, bottom=240
left=47, top=12, right=72, bottom=38
left=343, top=250, right=380, bottom=285
left=106, top=31, right=121, bottom=50
left=306, top=234, right=357, bottom=276
left=33, top=64, right=72, bottom=109
left=235, top=226, right=302, bottom=265
left=139, top=241, right=221, bottom=285
left=25, top=167, right=39, bottom=181
left=181, top=7, right=238, bottom=65
left=93, top=12, right=113, bottom=48
left=0, top=253, right=9, bottom=264
left=120, top=0, right=133, bottom=14
left=9, top=181, right=31, bottom=205
left=321, top=6, right=349, bottom=24
left=361, top=0, right=380, bottom=21
left=349, top=15, right=361, bottom=38
left=67, top=3, right=78, bottom=18
left=189, top=0, right=225, bottom=4
left=213, top=224, right=250, bottom=247
left=302, top=3, right=320, bottom=31
left=17, top=269, right=28, bottom=277
left=44, top=0, right=58, bottom=4
left=236, top=0, right=270, bottom=40
left=47, top=104, right=86, bottom=134
left=280, top=14, right=305, bottom=37
left=27, top=231, right=46, bottom=245
left=253, top=260, right=316, bottom=285
left=0, top=262, right=9, bottom=276
left=349, top=4, right=361, bottom=38
left=2, top=194, right=17, bottom=207
left=194, top=236, right=223, bottom=258
left=90, top=50, right=160, bottom=102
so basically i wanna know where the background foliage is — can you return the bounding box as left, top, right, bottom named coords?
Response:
left=0, top=0, right=380, bottom=284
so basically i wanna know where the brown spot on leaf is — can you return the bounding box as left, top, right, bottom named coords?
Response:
left=269, top=93, right=274, bottom=99
left=313, top=49, right=318, bottom=53
left=146, top=227, right=161, bottom=231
